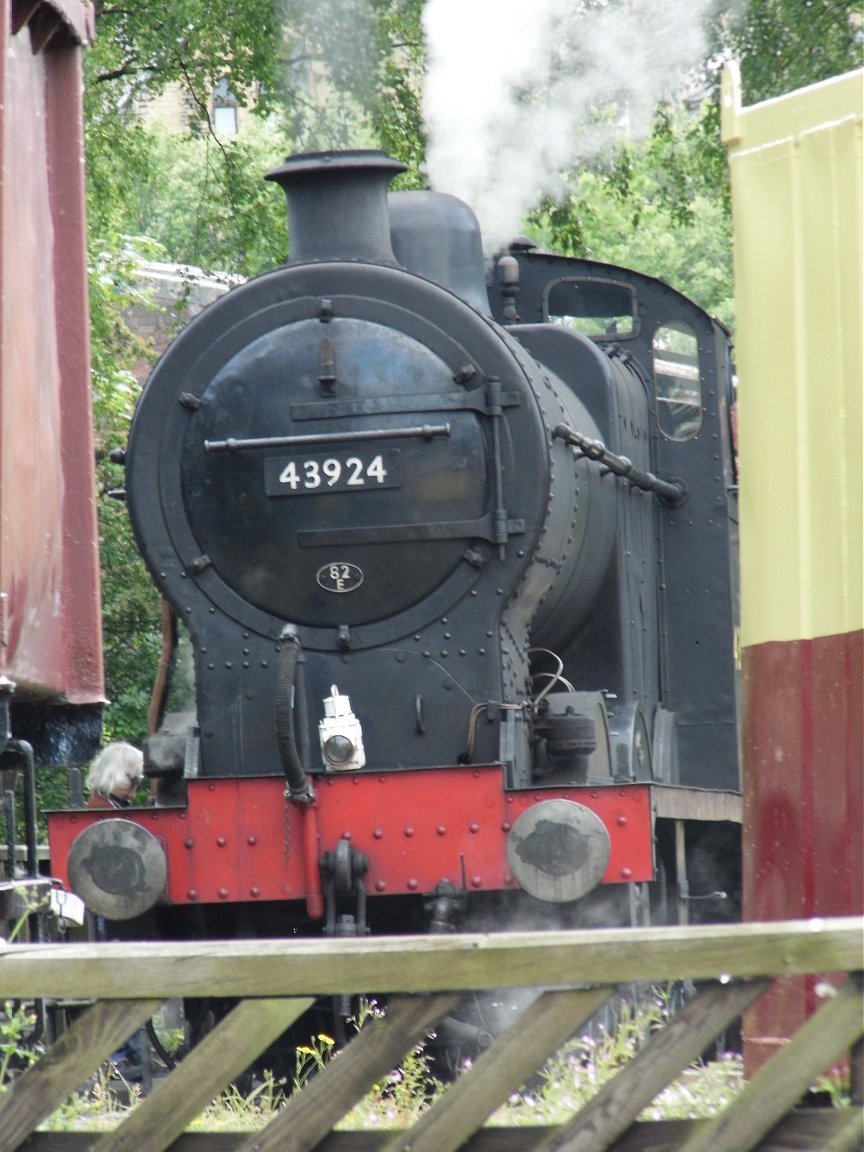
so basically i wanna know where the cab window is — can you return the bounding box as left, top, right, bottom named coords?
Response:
left=545, top=278, right=636, bottom=338
left=653, top=322, right=702, bottom=440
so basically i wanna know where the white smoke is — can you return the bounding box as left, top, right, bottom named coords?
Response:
left=422, top=0, right=713, bottom=253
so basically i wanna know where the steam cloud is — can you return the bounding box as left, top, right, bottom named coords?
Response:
left=422, top=0, right=714, bottom=253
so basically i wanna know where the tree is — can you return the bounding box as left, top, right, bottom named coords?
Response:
left=529, top=100, right=735, bottom=327
left=526, top=0, right=862, bottom=325
left=83, top=0, right=862, bottom=747
left=716, top=0, right=863, bottom=104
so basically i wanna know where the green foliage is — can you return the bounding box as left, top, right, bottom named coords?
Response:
left=113, top=124, right=289, bottom=277
left=88, top=0, right=281, bottom=123
left=529, top=102, right=735, bottom=329
left=340, top=1040, right=443, bottom=1128
left=186, top=1072, right=288, bottom=1132
left=33, top=769, right=73, bottom=822
left=524, top=1, right=863, bottom=334
left=85, top=53, right=288, bottom=749
left=41, top=1066, right=142, bottom=1131
left=293, top=1030, right=337, bottom=1090
left=488, top=994, right=663, bottom=1126
left=716, top=0, right=864, bottom=105
left=1, top=896, right=51, bottom=1088
left=86, top=244, right=162, bottom=746
left=363, top=1, right=427, bottom=184
left=98, top=502, right=163, bottom=747
left=82, top=1, right=318, bottom=746
left=274, top=0, right=425, bottom=182
left=645, top=1055, right=745, bottom=1120
left=0, top=1001, right=40, bottom=1089
left=487, top=990, right=743, bottom=1127
left=339, top=998, right=444, bottom=1127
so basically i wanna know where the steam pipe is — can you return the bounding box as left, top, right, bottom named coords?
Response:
left=275, top=625, right=314, bottom=804
left=265, top=150, right=406, bottom=266
left=148, top=598, right=178, bottom=736
left=274, top=626, right=322, bottom=917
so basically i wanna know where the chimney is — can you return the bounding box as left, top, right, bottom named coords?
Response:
left=265, top=149, right=406, bottom=266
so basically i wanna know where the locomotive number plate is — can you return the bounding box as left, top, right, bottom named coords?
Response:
left=265, top=450, right=402, bottom=496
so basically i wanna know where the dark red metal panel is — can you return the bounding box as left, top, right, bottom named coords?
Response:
left=742, top=631, right=864, bottom=1070
left=315, top=771, right=654, bottom=895
left=0, top=0, right=102, bottom=709
left=48, top=771, right=655, bottom=911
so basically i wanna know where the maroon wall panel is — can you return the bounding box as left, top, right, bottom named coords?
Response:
left=0, top=1, right=103, bottom=708
left=742, top=630, right=863, bottom=1070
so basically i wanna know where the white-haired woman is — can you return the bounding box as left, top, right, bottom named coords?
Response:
left=86, top=742, right=145, bottom=809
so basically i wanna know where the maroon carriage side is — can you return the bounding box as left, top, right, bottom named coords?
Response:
left=1, top=0, right=103, bottom=890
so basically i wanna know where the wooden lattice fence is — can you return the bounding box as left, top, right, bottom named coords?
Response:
left=0, top=917, right=861, bottom=1151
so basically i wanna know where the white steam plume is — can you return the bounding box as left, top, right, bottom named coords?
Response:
left=422, top=0, right=712, bottom=253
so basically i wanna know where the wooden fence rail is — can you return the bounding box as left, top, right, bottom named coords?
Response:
left=1, top=917, right=862, bottom=1151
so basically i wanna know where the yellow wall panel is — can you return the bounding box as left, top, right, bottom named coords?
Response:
left=722, top=65, right=863, bottom=646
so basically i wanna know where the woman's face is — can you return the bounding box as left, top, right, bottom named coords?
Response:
left=114, top=772, right=142, bottom=799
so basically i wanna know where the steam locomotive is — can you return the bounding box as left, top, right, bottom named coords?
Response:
left=48, top=150, right=741, bottom=950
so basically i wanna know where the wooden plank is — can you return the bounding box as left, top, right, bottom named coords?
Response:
left=821, top=1106, right=864, bottom=1152
left=650, top=786, right=742, bottom=824
left=234, top=992, right=461, bottom=1152
left=0, top=998, right=162, bottom=1152
left=851, top=1034, right=864, bottom=1106
left=608, top=1112, right=864, bottom=1152
left=677, top=973, right=864, bottom=1152
left=89, top=996, right=315, bottom=1152
left=11, top=1111, right=862, bottom=1149
left=1, top=918, right=861, bottom=1000
left=378, top=987, right=613, bottom=1152
left=0, top=844, right=51, bottom=863
left=531, top=980, right=770, bottom=1152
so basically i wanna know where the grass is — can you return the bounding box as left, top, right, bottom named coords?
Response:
left=486, top=991, right=745, bottom=1127
left=18, top=990, right=757, bottom=1134
left=42, top=1069, right=144, bottom=1133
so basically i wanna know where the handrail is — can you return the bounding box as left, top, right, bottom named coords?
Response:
left=1, top=917, right=860, bottom=998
